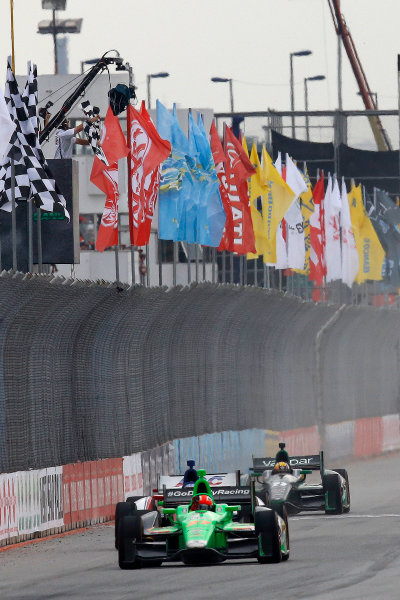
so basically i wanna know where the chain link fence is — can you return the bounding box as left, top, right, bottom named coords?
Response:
left=1, top=273, right=399, bottom=474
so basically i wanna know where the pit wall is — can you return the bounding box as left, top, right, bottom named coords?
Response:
left=1, top=413, right=399, bottom=547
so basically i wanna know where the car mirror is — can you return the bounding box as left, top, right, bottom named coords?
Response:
left=162, top=508, right=176, bottom=515
left=225, top=505, right=241, bottom=512
left=300, top=469, right=312, bottom=475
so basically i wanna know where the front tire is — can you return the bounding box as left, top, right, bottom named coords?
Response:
left=118, top=515, right=143, bottom=570
left=323, top=473, right=344, bottom=515
left=334, top=469, right=350, bottom=513
left=115, top=502, right=137, bottom=550
left=255, top=508, right=282, bottom=563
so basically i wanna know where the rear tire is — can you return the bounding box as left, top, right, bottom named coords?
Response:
left=323, top=473, right=344, bottom=515
left=255, top=508, right=282, bottom=563
left=334, top=469, right=350, bottom=513
left=118, top=515, right=143, bottom=570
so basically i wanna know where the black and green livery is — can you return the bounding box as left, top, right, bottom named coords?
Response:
left=251, top=443, right=350, bottom=516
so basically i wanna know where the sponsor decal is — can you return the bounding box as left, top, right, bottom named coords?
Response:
left=166, top=487, right=250, bottom=498
left=255, top=455, right=320, bottom=469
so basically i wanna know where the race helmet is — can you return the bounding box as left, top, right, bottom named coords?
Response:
left=190, top=494, right=214, bottom=511
left=272, top=461, right=292, bottom=475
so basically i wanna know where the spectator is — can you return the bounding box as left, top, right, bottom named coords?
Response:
left=54, top=115, right=100, bottom=159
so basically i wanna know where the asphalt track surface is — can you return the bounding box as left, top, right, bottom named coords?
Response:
left=1, top=452, right=400, bottom=600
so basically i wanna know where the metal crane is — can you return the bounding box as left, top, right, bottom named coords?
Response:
left=39, top=50, right=130, bottom=145
left=327, top=0, right=392, bottom=151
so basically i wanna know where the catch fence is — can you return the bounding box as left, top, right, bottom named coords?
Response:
left=215, top=109, right=400, bottom=198
left=1, top=273, right=399, bottom=474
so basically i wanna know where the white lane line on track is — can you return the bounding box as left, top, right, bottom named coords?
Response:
left=292, top=514, right=400, bottom=520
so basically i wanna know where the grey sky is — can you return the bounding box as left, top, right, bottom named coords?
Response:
left=1, top=1, right=399, bottom=117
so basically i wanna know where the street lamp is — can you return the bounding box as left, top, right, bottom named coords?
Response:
left=211, top=77, right=234, bottom=112
left=81, top=58, right=101, bottom=74
left=38, top=1, right=82, bottom=74
left=147, top=72, right=169, bottom=109
left=304, top=75, right=326, bottom=141
left=357, top=90, right=378, bottom=109
left=290, top=50, right=312, bottom=138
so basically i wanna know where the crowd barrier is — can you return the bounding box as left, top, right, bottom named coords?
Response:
left=1, top=414, right=399, bottom=547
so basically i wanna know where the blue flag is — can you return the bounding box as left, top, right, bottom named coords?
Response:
left=157, top=100, right=192, bottom=241
left=188, top=113, right=225, bottom=246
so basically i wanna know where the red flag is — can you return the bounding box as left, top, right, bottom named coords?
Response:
left=91, top=107, right=129, bottom=252
left=309, top=173, right=326, bottom=288
left=221, top=126, right=256, bottom=255
left=127, top=101, right=171, bottom=246
left=209, top=121, right=229, bottom=249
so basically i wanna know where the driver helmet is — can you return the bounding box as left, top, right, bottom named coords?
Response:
left=190, top=494, right=214, bottom=511
left=272, top=461, right=292, bottom=475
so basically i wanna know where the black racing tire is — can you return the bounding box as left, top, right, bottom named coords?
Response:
left=323, top=473, right=344, bottom=515
left=333, top=469, right=350, bottom=513
left=115, top=501, right=137, bottom=550
left=255, top=487, right=270, bottom=506
left=280, top=506, right=290, bottom=561
left=118, top=515, right=143, bottom=570
left=126, top=495, right=142, bottom=505
left=254, top=508, right=282, bottom=564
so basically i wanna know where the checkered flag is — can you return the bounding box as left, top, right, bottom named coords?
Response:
left=81, top=100, right=109, bottom=166
left=0, top=59, right=69, bottom=219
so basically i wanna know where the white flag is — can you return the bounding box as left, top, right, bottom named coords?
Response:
left=340, top=177, right=359, bottom=287
left=284, top=154, right=308, bottom=269
left=324, top=174, right=342, bottom=282
left=0, top=85, right=15, bottom=164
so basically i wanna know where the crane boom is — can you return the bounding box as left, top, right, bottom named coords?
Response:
left=39, top=52, right=127, bottom=145
left=328, top=0, right=392, bottom=151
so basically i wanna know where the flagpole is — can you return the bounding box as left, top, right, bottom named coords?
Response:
left=158, top=239, right=162, bottom=286
left=195, top=244, right=199, bottom=282
left=230, top=253, right=233, bottom=283
left=10, top=0, right=15, bottom=73
left=115, top=243, right=120, bottom=283
left=202, top=246, right=206, bottom=281
left=37, top=206, right=42, bottom=273
left=126, top=62, right=136, bottom=286
left=187, top=243, right=191, bottom=284
left=28, top=198, right=33, bottom=272
left=253, top=258, right=257, bottom=287
left=146, top=242, right=150, bottom=287
left=11, top=160, right=17, bottom=270
left=212, top=248, right=216, bottom=283
left=8, top=6, right=17, bottom=270
left=173, top=242, right=177, bottom=285
left=222, top=250, right=226, bottom=283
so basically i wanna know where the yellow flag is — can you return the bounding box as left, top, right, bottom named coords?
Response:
left=294, top=166, right=314, bottom=275
left=261, top=147, right=296, bottom=264
left=247, top=142, right=268, bottom=259
left=348, top=183, right=385, bottom=282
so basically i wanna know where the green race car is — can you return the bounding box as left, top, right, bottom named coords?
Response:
left=117, top=469, right=290, bottom=568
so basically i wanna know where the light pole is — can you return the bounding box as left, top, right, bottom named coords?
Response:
left=290, top=50, right=312, bottom=138
left=211, top=77, right=234, bottom=112
left=146, top=72, right=169, bottom=109
left=38, top=1, right=82, bottom=75
left=357, top=90, right=378, bottom=109
left=304, top=75, right=325, bottom=141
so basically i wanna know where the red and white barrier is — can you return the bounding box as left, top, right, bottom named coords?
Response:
left=1, top=413, right=399, bottom=547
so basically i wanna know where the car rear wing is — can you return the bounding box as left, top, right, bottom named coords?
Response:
left=163, top=485, right=252, bottom=508
left=252, top=451, right=324, bottom=478
left=157, top=471, right=240, bottom=491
